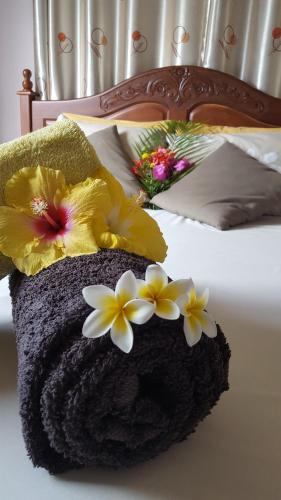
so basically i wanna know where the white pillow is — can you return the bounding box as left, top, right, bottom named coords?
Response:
left=57, top=115, right=281, bottom=172
left=57, top=114, right=228, bottom=162
left=221, top=132, right=281, bottom=174
left=56, top=114, right=158, bottom=160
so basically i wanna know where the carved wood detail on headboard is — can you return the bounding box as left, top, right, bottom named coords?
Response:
left=100, top=66, right=265, bottom=116
left=17, top=66, right=281, bottom=135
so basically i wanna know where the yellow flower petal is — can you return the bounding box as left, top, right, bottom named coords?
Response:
left=82, top=285, right=117, bottom=310
left=5, top=166, right=67, bottom=215
left=183, top=315, right=202, bottom=347
left=94, top=166, right=125, bottom=207
left=92, top=166, right=167, bottom=262
left=195, top=289, right=209, bottom=310
left=136, top=280, right=154, bottom=301
left=63, top=222, right=99, bottom=256
left=115, top=270, right=137, bottom=307
left=63, top=178, right=112, bottom=223
left=82, top=309, right=116, bottom=338
left=124, top=299, right=155, bottom=324
left=161, top=279, right=193, bottom=301
left=200, top=311, right=217, bottom=338
left=145, top=264, right=168, bottom=294
left=94, top=226, right=129, bottom=251
left=155, top=298, right=180, bottom=320
left=125, top=206, right=167, bottom=262
left=0, top=206, right=39, bottom=259
left=110, top=312, right=134, bottom=353
left=187, top=288, right=197, bottom=308
left=13, top=241, right=64, bottom=276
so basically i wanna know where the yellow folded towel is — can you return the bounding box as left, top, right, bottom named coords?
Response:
left=0, top=121, right=102, bottom=279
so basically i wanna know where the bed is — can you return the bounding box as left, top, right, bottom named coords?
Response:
left=0, top=66, right=281, bottom=500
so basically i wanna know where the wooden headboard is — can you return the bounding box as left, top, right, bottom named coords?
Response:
left=17, top=65, right=281, bottom=135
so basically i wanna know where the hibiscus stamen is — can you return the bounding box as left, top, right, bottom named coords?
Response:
left=30, top=197, right=60, bottom=230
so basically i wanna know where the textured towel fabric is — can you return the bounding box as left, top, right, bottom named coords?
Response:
left=0, top=120, right=102, bottom=279
left=10, top=249, right=230, bottom=474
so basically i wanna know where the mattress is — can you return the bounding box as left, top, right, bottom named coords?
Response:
left=0, top=211, right=281, bottom=500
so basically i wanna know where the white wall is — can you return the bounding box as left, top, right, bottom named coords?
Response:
left=0, top=0, right=34, bottom=143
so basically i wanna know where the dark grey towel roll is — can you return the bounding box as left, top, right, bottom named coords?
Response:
left=10, top=249, right=230, bottom=474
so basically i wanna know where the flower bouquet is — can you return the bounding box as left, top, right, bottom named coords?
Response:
left=131, top=121, right=209, bottom=200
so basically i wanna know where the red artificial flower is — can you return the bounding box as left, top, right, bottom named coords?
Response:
left=151, top=147, right=175, bottom=166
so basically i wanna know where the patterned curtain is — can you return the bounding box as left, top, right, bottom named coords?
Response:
left=34, top=0, right=281, bottom=100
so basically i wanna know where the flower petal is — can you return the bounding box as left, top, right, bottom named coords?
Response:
left=94, top=165, right=126, bottom=207
left=63, top=222, right=99, bottom=256
left=0, top=206, right=39, bottom=259
left=155, top=299, right=180, bottom=320
left=63, top=178, right=112, bottom=223
left=161, top=278, right=193, bottom=301
left=5, top=166, right=67, bottom=215
left=183, top=315, right=202, bottom=347
left=88, top=167, right=167, bottom=262
left=124, top=299, right=155, bottom=324
left=196, top=288, right=209, bottom=310
left=110, top=313, right=134, bottom=353
left=94, top=166, right=167, bottom=262
left=201, top=311, right=217, bottom=338
left=115, top=270, right=137, bottom=307
left=145, top=264, right=168, bottom=294
left=82, top=309, right=115, bottom=338
left=175, top=280, right=195, bottom=311
left=126, top=207, right=168, bottom=263
left=136, top=279, right=154, bottom=300
left=82, top=285, right=116, bottom=310
left=13, top=241, right=64, bottom=276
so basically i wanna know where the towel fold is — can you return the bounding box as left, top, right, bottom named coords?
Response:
left=10, top=249, right=230, bottom=474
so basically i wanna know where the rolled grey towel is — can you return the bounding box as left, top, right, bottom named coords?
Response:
left=9, top=249, right=230, bottom=474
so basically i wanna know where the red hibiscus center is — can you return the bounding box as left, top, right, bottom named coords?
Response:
left=33, top=205, right=71, bottom=241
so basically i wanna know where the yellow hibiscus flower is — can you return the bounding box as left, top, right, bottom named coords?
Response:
left=0, top=166, right=110, bottom=276
left=92, top=166, right=168, bottom=262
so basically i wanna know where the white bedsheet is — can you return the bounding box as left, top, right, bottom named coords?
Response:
left=0, top=212, right=281, bottom=500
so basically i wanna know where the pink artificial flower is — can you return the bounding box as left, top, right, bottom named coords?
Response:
left=173, top=159, right=191, bottom=172
left=152, top=163, right=170, bottom=181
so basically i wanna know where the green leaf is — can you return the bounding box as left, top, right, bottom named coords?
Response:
left=133, top=120, right=207, bottom=159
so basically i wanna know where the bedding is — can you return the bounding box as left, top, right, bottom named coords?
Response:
left=152, top=142, right=281, bottom=229
left=86, top=126, right=141, bottom=196
left=1, top=209, right=281, bottom=499
left=60, top=113, right=281, bottom=173
left=58, top=112, right=163, bottom=161
left=221, top=131, right=281, bottom=174
left=189, top=124, right=281, bottom=174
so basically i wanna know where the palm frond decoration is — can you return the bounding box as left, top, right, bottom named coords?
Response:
left=134, top=120, right=209, bottom=163
left=132, top=120, right=220, bottom=203
left=166, top=133, right=219, bottom=164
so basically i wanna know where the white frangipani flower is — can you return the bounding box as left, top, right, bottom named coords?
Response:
left=82, top=270, right=155, bottom=353
left=176, top=281, right=217, bottom=347
left=137, top=264, right=192, bottom=320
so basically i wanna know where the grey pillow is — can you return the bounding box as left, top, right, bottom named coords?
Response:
left=87, top=126, right=140, bottom=197
left=151, top=142, right=281, bottom=229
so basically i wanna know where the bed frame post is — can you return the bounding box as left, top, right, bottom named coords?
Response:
left=17, top=69, right=38, bottom=135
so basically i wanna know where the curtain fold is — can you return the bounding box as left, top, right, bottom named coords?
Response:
left=34, top=0, right=281, bottom=100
